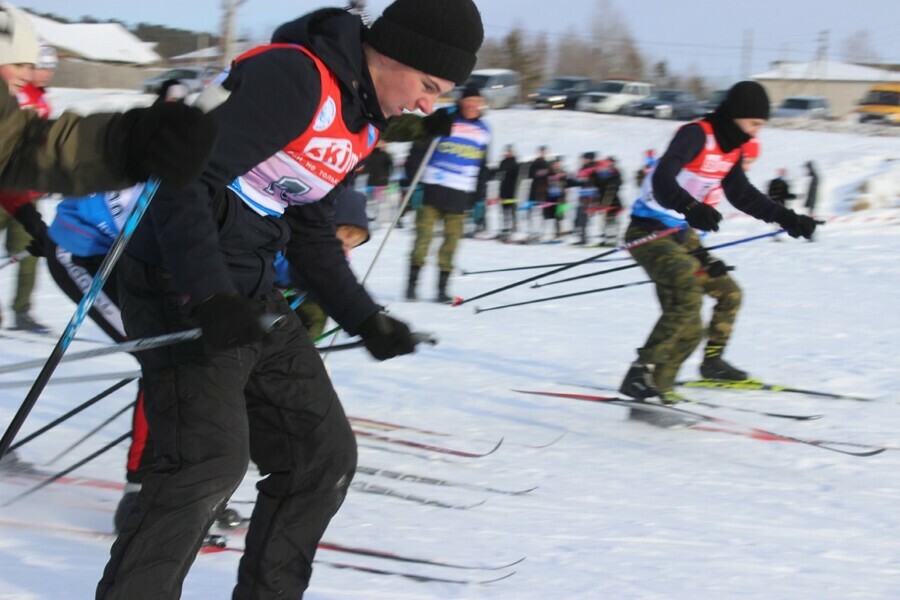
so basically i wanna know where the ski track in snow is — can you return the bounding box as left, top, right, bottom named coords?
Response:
left=1, top=90, right=899, bottom=599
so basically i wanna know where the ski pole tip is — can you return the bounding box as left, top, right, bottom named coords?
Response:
left=451, top=296, right=464, bottom=307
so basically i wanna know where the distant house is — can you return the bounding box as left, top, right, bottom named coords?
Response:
left=754, top=60, right=898, bottom=117
left=26, top=13, right=162, bottom=65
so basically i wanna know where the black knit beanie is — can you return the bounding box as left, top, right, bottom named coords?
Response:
left=721, top=80, right=770, bottom=120
left=366, top=0, right=484, bottom=85
left=460, top=82, right=481, bottom=99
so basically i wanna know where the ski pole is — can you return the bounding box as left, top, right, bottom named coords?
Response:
left=45, top=400, right=137, bottom=466
left=0, top=315, right=283, bottom=376
left=533, top=262, right=640, bottom=288
left=0, top=371, right=141, bottom=389
left=6, top=377, right=136, bottom=453
left=474, top=280, right=654, bottom=314
left=0, top=250, right=30, bottom=271
left=318, top=332, right=439, bottom=353
left=453, top=224, right=684, bottom=307
left=533, top=229, right=785, bottom=289
left=0, top=178, right=160, bottom=460
left=461, top=256, right=628, bottom=277
left=1, top=431, right=132, bottom=507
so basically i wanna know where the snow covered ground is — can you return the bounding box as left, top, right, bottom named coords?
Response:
left=1, top=91, right=899, bottom=599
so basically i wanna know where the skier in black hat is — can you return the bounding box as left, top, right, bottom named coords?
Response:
left=619, top=80, right=817, bottom=405
left=97, top=1, right=483, bottom=597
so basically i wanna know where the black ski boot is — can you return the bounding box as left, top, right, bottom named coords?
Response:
left=700, top=356, right=749, bottom=381
left=700, top=345, right=749, bottom=380
left=406, top=265, right=420, bottom=301
left=437, top=270, right=452, bottom=304
left=619, top=361, right=660, bottom=400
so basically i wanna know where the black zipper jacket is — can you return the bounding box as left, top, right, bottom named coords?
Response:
left=126, top=9, right=384, bottom=334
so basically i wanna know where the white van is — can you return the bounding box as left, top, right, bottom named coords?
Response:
left=440, top=69, right=521, bottom=110
left=576, top=80, right=653, bottom=114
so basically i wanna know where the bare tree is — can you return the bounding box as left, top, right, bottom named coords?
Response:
left=840, top=29, right=881, bottom=64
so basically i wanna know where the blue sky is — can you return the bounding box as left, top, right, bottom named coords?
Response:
left=20, top=0, right=900, bottom=79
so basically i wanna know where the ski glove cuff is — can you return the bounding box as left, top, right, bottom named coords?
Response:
left=681, top=200, right=722, bottom=232
left=359, top=311, right=416, bottom=361
left=194, top=293, right=264, bottom=350
left=121, top=103, right=218, bottom=188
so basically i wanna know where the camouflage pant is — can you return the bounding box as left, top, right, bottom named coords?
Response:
left=626, top=224, right=741, bottom=391
left=411, top=204, right=464, bottom=272
left=0, top=209, right=37, bottom=313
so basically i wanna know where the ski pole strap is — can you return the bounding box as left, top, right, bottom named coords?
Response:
left=0, top=250, right=31, bottom=271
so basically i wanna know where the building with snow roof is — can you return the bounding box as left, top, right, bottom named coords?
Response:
left=754, top=60, right=898, bottom=117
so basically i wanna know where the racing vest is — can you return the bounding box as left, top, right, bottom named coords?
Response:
left=227, top=44, right=379, bottom=217
left=422, top=117, right=490, bottom=193
left=631, top=120, right=742, bottom=227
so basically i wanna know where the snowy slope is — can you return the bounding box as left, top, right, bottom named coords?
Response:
left=1, top=92, right=899, bottom=599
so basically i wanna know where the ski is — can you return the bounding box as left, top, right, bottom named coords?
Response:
left=350, top=415, right=564, bottom=449
left=513, top=389, right=887, bottom=457
left=0, top=519, right=513, bottom=584
left=557, top=381, right=822, bottom=421
left=352, top=429, right=503, bottom=458
left=356, top=464, right=537, bottom=496
left=318, top=540, right=524, bottom=571
left=319, top=561, right=516, bottom=585
left=350, top=480, right=485, bottom=510
left=677, top=379, right=876, bottom=402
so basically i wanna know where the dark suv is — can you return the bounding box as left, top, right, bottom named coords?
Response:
left=529, top=76, right=593, bottom=110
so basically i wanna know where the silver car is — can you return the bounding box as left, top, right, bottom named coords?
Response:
left=772, top=95, right=831, bottom=120
left=141, top=66, right=220, bottom=95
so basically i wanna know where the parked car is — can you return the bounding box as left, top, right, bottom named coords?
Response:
left=698, top=89, right=728, bottom=115
left=771, top=95, right=831, bottom=120
left=141, top=66, right=220, bottom=95
left=627, top=89, right=700, bottom=120
left=528, top=76, right=593, bottom=109
left=575, top=80, right=653, bottom=114
left=438, top=68, right=521, bottom=109
left=856, top=83, right=900, bottom=124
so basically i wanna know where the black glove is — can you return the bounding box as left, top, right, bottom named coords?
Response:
left=358, top=311, right=416, bottom=361
left=14, top=203, right=50, bottom=257
left=122, top=103, right=218, bottom=188
left=193, top=293, right=264, bottom=350
left=421, top=107, right=455, bottom=138
left=705, top=259, right=729, bottom=278
left=776, top=209, right=817, bottom=239
left=681, top=200, right=722, bottom=232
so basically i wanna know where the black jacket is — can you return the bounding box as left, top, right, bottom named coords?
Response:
left=767, top=177, right=796, bottom=206
left=126, top=9, right=383, bottom=334
left=362, top=147, right=394, bottom=187
left=497, top=156, right=519, bottom=199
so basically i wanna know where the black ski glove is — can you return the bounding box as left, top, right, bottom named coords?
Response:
left=776, top=209, right=817, bottom=239
left=194, top=293, right=264, bottom=350
left=422, top=107, right=455, bottom=138
left=14, top=203, right=50, bottom=257
left=692, top=246, right=728, bottom=278
left=120, top=102, right=218, bottom=188
left=681, top=200, right=722, bottom=232
left=358, top=311, right=416, bottom=361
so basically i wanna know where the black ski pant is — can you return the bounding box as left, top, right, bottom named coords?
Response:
left=97, top=254, right=357, bottom=599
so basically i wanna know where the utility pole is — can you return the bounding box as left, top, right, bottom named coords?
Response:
left=740, top=29, right=754, bottom=80
left=219, top=0, right=246, bottom=69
